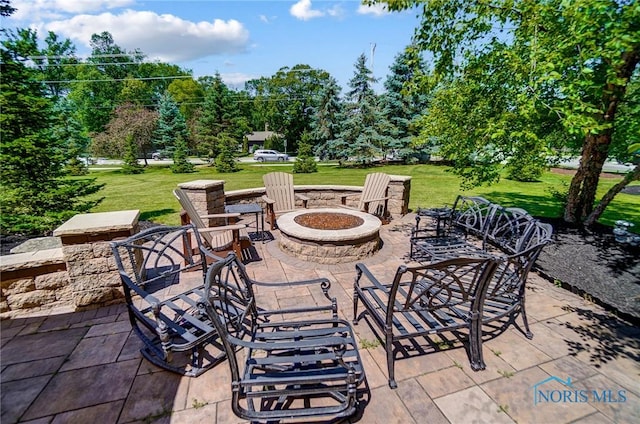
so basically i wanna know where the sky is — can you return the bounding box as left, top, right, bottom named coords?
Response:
left=5, top=0, right=421, bottom=91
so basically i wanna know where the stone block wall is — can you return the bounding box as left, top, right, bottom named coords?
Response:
left=53, top=210, right=140, bottom=311
left=0, top=249, right=70, bottom=315
left=224, top=175, right=412, bottom=218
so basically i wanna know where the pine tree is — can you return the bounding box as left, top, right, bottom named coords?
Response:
left=293, top=131, right=317, bottom=173
left=155, top=91, right=189, bottom=156
left=331, top=54, right=392, bottom=165
left=214, top=133, right=239, bottom=173
left=310, top=77, right=343, bottom=160
left=121, top=134, right=144, bottom=174
left=170, top=135, right=195, bottom=173
left=1, top=25, right=102, bottom=235
left=381, top=49, right=431, bottom=162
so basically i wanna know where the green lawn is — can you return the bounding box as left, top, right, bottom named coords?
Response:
left=84, top=162, right=640, bottom=229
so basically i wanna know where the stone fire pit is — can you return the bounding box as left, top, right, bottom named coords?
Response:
left=277, top=208, right=382, bottom=264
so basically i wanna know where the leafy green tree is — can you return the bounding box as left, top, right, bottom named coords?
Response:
left=91, top=103, right=158, bottom=163
left=246, top=65, right=332, bottom=153
left=1, top=24, right=102, bottom=235
left=293, top=131, right=317, bottom=173
left=121, top=133, right=144, bottom=174
left=167, top=77, right=204, bottom=121
left=377, top=0, right=639, bottom=226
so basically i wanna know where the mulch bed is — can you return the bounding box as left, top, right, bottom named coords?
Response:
left=535, top=217, right=640, bottom=321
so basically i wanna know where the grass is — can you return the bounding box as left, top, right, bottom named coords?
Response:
left=83, top=162, right=640, bottom=228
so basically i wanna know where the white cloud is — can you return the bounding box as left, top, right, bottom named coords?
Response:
left=44, top=10, right=250, bottom=62
left=11, top=0, right=133, bottom=20
left=327, top=4, right=345, bottom=18
left=221, top=72, right=257, bottom=87
left=290, top=0, right=324, bottom=21
left=357, top=4, right=389, bottom=17
left=259, top=14, right=269, bottom=23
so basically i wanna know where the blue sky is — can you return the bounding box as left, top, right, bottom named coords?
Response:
left=6, top=0, right=421, bottom=91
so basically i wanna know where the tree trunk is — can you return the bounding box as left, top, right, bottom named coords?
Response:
left=584, top=164, right=640, bottom=227
left=563, top=49, right=639, bottom=225
left=563, top=133, right=611, bottom=223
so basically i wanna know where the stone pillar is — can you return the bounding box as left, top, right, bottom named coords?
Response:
left=53, top=210, right=139, bottom=309
left=388, top=175, right=411, bottom=217
left=177, top=180, right=226, bottom=226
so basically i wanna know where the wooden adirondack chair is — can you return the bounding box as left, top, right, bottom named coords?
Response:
left=341, top=172, right=390, bottom=221
left=262, top=172, right=309, bottom=230
left=173, top=188, right=250, bottom=260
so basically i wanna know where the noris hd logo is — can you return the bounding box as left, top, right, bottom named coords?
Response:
left=532, top=376, right=627, bottom=406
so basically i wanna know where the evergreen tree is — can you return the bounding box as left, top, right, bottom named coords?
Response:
left=381, top=49, right=431, bottom=162
left=310, top=77, right=343, bottom=160
left=121, top=134, right=144, bottom=174
left=0, top=25, right=102, bottom=235
left=330, top=54, right=392, bottom=165
left=155, top=91, right=189, bottom=156
left=214, top=133, right=239, bottom=173
left=170, top=135, right=195, bottom=174
left=196, top=73, right=245, bottom=164
left=293, top=131, right=317, bottom=173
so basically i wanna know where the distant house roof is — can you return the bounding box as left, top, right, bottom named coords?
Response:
left=246, top=131, right=278, bottom=142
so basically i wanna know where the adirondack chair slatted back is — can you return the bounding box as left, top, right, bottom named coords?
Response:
left=263, top=172, right=296, bottom=213
left=173, top=188, right=235, bottom=253
left=359, top=172, right=390, bottom=215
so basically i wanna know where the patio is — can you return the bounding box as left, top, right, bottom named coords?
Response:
left=1, top=212, right=639, bottom=423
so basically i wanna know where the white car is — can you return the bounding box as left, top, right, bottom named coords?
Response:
left=253, top=149, right=288, bottom=162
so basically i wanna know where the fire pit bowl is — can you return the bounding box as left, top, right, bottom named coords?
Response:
left=277, top=208, right=382, bottom=264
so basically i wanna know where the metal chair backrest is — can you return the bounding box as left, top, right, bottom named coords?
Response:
left=111, top=224, right=204, bottom=292
left=386, top=257, right=500, bottom=328
left=450, top=196, right=497, bottom=237
left=263, top=172, right=296, bottom=214
left=484, top=207, right=535, bottom=253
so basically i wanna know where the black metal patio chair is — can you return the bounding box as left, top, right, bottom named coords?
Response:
left=110, top=224, right=226, bottom=377
left=353, top=257, right=500, bottom=389
left=199, top=253, right=367, bottom=423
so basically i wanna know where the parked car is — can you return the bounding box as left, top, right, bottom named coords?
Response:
left=253, top=149, right=288, bottom=162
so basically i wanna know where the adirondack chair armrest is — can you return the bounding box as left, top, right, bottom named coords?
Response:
left=294, top=193, right=309, bottom=207
left=200, top=212, right=240, bottom=220
left=340, top=192, right=359, bottom=205
left=261, top=195, right=275, bottom=205
left=197, top=223, right=246, bottom=233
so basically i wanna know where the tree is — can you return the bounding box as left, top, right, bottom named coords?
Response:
left=1, top=24, right=102, bottom=235
left=155, top=91, right=189, bottom=154
left=380, top=48, right=430, bottom=162
left=170, top=136, right=195, bottom=173
left=195, top=73, right=248, bottom=163
left=330, top=54, right=392, bottom=165
left=293, top=131, right=318, bottom=173
left=378, top=0, right=639, bottom=226
left=91, top=103, right=158, bottom=163
left=214, top=133, right=239, bottom=173
left=247, top=65, right=332, bottom=153
left=310, top=76, right=343, bottom=159
left=167, top=78, right=204, bottom=121
left=121, top=134, right=144, bottom=174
